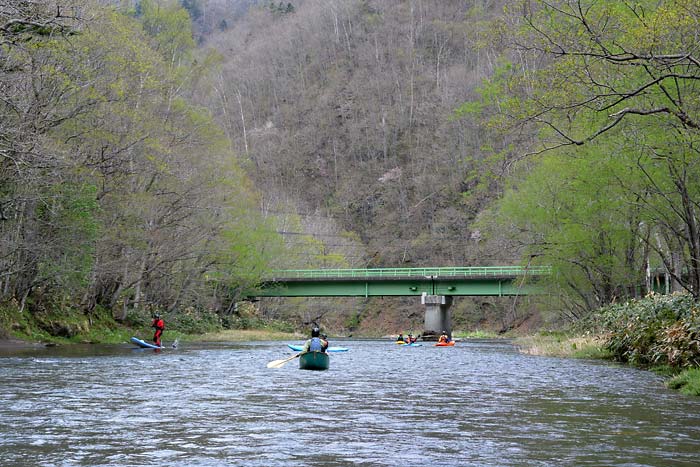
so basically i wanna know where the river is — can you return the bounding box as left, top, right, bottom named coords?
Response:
left=1, top=339, right=699, bottom=466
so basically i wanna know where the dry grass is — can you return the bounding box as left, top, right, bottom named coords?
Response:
left=187, top=329, right=303, bottom=342
left=514, top=334, right=609, bottom=359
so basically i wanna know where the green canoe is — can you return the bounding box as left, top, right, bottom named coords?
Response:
left=299, top=351, right=330, bottom=371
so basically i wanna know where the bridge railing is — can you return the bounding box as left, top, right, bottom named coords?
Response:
left=269, top=266, right=552, bottom=279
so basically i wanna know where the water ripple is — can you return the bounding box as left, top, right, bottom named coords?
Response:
left=1, top=339, right=699, bottom=466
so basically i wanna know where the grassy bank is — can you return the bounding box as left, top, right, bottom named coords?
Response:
left=183, top=329, right=303, bottom=342
left=513, top=333, right=611, bottom=359
left=454, top=329, right=500, bottom=339
left=0, top=301, right=300, bottom=346
left=514, top=332, right=700, bottom=396
left=0, top=301, right=133, bottom=345
left=667, top=368, right=700, bottom=396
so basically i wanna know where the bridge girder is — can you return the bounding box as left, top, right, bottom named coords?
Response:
left=253, top=276, right=543, bottom=298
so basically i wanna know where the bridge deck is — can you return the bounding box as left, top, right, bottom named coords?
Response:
left=270, top=266, right=551, bottom=279
left=254, top=266, right=551, bottom=297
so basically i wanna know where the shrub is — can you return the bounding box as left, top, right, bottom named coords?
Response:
left=596, top=293, right=700, bottom=368
left=167, top=308, right=221, bottom=334
left=126, top=307, right=222, bottom=335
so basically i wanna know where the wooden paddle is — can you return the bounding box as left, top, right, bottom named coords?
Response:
left=267, top=353, right=300, bottom=369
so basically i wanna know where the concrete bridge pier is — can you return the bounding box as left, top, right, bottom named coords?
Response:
left=422, top=294, right=452, bottom=340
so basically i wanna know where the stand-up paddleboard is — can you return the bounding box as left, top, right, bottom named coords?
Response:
left=130, top=337, right=163, bottom=349
left=287, top=344, right=349, bottom=352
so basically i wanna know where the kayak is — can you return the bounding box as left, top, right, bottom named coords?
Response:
left=299, top=351, right=330, bottom=371
left=287, top=344, right=349, bottom=352
left=130, top=337, right=162, bottom=349
left=401, top=343, right=423, bottom=347
left=435, top=341, right=455, bottom=347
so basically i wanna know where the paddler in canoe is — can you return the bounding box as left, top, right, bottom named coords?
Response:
left=299, top=327, right=330, bottom=370
left=302, top=327, right=328, bottom=353
left=268, top=327, right=329, bottom=369
left=438, top=330, right=451, bottom=344
left=396, top=333, right=406, bottom=344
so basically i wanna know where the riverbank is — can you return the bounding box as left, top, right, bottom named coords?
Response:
left=514, top=333, right=700, bottom=396
left=513, top=333, right=610, bottom=359
left=0, top=328, right=303, bottom=350
left=184, top=329, right=303, bottom=342
left=0, top=337, right=48, bottom=351
left=0, top=301, right=303, bottom=347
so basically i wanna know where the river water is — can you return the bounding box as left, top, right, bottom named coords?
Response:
left=1, top=339, right=699, bottom=466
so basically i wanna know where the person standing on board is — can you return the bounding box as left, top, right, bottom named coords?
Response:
left=151, top=313, right=165, bottom=347
left=302, top=327, right=326, bottom=353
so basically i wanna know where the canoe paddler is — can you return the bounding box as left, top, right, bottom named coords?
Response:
left=438, top=331, right=449, bottom=344
left=302, top=327, right=327, bottom=353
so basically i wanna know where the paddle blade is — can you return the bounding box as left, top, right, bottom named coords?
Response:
left=267, top=353, right=299, bottom=368
left=267, top=359, right=287, bottom=369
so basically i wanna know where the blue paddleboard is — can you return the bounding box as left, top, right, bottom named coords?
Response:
left=287, top=344, right=349, bottom=352
left=130, top=337, right=163, bottom=349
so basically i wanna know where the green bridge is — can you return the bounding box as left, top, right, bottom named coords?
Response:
left=253, top=266, right=551, bottom=298
left=250, top=266, right=551, bottom=339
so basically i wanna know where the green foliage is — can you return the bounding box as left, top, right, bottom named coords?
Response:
left=128, top=307, right=221, bottom=335
left=463, top=0, right=700, bottom=312
left=167, top=308, right=221, bottom=334
left=139, top=0, right=195, bottom=63
left=0, top=1, right=291, bottom=336
left=221, top=313, right=264, bottom=330
left=0, top=300, right=130, bottom=344
left=344, top=311, right=361, bottom=331
left=36, top=182, right=101, bottom=291
left=268, top=2, right=295, bottom=15
left=667, top=368, right=700, bottom=396
left=595, top=293, right=700, bottom=368
left=479, top=141, right=650, bottom=310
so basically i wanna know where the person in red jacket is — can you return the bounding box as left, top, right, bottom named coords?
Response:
left=151, top=313, right=165, bottom=347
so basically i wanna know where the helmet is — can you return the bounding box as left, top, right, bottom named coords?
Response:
left=154, top=313, right=161, bottom=319
left=311, top=327, right=320, bottom=337
left=321, top=334, right=327, bottom=339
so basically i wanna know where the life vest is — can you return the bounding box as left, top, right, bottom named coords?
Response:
left=152, top=319, right=164, bottom=331
left=309, top=337, right=323, bottom=351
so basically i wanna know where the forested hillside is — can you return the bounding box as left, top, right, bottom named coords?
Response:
left=0, top=0, right=287, bottom=337
left=194, top=0, right=700, bottom=332
left=2, top=0, right=700, bottom=339
left=201, top=0, right=508, bottom=268
left=190, top=0, right=531, bottom=333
